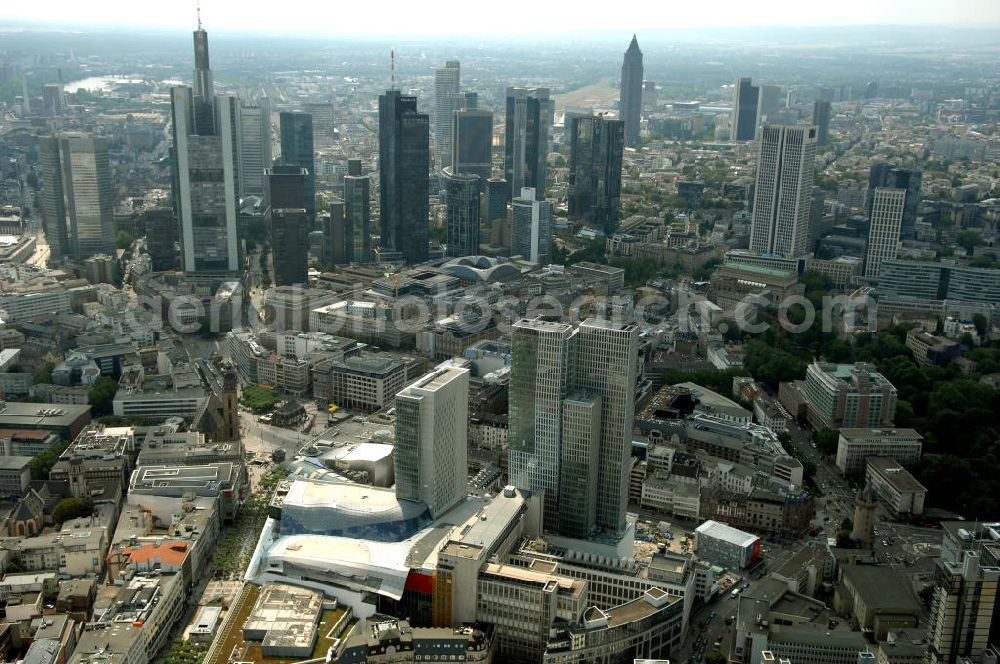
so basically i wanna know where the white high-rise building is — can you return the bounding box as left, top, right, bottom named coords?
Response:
left=863, top=188, right=905, bottom=277
left=237, top=97, right=272, bottom=199
left=511, top=187, right=552, bottom=265
left=508, top=319, right=574, bottom=525
left=434, top=60, right=461, bottom=170
left=171, top=25, right=240, bottom=274
left=393, top=360, right=469, bottom=518
left=749, top=124, right=817, bottom=260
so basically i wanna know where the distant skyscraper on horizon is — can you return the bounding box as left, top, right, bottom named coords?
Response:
left=504, top=87, right=551, bottom=200
left=619, top=35, right=643, bottom=147
left=171, top=24, right=240, bottom=274
left=378, top=89, right=430, bottom=264
left=452, top=108, right=493, bottom=190
left=39, top=133, right=115, bottom=263
left=237, top=97, right=272, bottom=199
left=279, top=111, right=315, bottom=221
left=434, top=60, right=461, bottom=170
left=749, top=124, right=817, bottom=259
left=443, top=168, right=480, bottom=258
left=344, top=158, right=370, bottom=264
left=866, top=163, right=922, bottom=241
left=864, top=188, right=905, bottom=278
left=813, top=99, right=831, bottom=146
left=394, top=361, right=469, bottom=519
left=568, top=114, right=624, bottom=234
left=732, top=77, right=760, bottom=142
left=511, top=187, right=551, bottom=266
left=266, top=165, right=309, bottom=286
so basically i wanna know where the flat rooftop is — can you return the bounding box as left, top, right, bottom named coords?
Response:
left=867, top=457, right=927, bottom=493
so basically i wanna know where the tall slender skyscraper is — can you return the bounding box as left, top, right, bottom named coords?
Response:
left=509, top=319, right=575, bottom=527
left=434, top=61, right=461, bottom=170
left=237, top=98, right=272, bottom=199
left=758, top=84, right=783, bottom=123
left=443, top=168, right=480, bottom=257
left=749, top=124, right=817, bottom=259
left=863, top=188, right=905, bottom=278
left=511, top=187, right=551, bottom=265
left=504, top=87, right=551, bottom=199
left=452, top=108, right=493, bottom=189
left=568, top=114, right=624, bottom=234
left=394, top=361, right=469, bottom=519
left=485, top=178, right=508, bottom=227
left=343, top=159, right=370, bottom=264
left=279, top=111, right=315, bottom=221
left=732, top=77, right=760, bottom=142
left=866, top=164, right=922, bottom=241
left=573, top=318, right=637, bottom=535
left=619, top=35, right=643, bottom=147
left=813, top=99, right=831, bottom=146
left=266, top=165, right=308, bottom=286
left=378, top=90, right=430, bottom=264
left=39, top=134, right=115, bottom=263
left=171, top=23, right=240, bottom=274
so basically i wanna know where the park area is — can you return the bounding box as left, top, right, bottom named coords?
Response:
left=240, top=386, right=279, bottom=413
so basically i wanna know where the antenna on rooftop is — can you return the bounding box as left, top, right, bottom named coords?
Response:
left=196, top=1, right=202, bottom=30
left=391, top=50, right=396, bottom=90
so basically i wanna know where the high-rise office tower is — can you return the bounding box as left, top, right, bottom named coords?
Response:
left=504, top=87, right=552, bottom=199
left=39, top=134, right=115, bottom=262
left=327, top=200, right=346, bottom=265
left=813, top=99, right=831, bottom=146
left=171, top=23, right=240, bottom=274
left=511, top=187, right=552, bottom=265
left=749, top=124, right=817, bottom=259
left=619, top=35, right=643, bottom=147
left=266, top=165, right=308, bottom=286
left=303, top=102, right=337, bottom=147
left=573, top=318, right=637, bottom=535
left=145, top=208, right=178, bottom=272
left=642, top=81, right=657, bottom=112
left=758, top=84, right=783, bottom=123
left=433, top=60, right=461, bottom=170
left=732, top=77, right=760, bottom=141
left=394, top=361, right=470, bottom=518
left=568, top=114, right=624, bottom=234
left=443, top=168, right=480, bottom=257
left=863, top=188, right=905, bottom=278
left=42, top=83, right=65, bottom=117
left=378, top=90, right=430, bottom=264
left=509, top=319, right=575, bottom=527
left=485, top=178, right=508, bottom=226
left=279, top=111, right=315, bottom=221
left=452, top=108, right=493, bottom=189
left=866, top=164, right=922, bottom=241
left=558, top=392, right=602, bottom=539
left=343, top=158, right=370, bottom=264
left=237, top=98, right=272, bottom=199
left=926, top=549, right=999, bottom=664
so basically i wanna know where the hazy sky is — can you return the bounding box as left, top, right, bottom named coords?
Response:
left=4, top=0, right=1000, bottom=35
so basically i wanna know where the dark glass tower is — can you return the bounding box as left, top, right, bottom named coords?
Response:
left=568, top=115, right=624, bottom=234
left=279, top=111, right=315, bottom=222
left=378, top=90, right=430, bottom=264
left=866, top=163, right=922, bottom=241
left=732, top=77, right=760, bottom=141
left=504, top=87, right=551, bottom=200
left=344, top=158, right=371, bottom=264
left=452, top=108, right=493, bottom=191
left=266, top=165, right=309, bottom=286
left=485, top=177, right=508, bottom=226
left=619, top=35, right=643, bottom=147
left=813, top=99, right=831, bottom=146
left=443, top=169, right=480, bottom=257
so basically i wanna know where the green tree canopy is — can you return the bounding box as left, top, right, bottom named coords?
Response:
left=52, top=497, right=93, bottom=525
left=88, top=376, right=118, bottom=417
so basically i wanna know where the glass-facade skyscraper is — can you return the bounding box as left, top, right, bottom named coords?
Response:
left=279, top=111, right=315, bottom=221
left=619, top=35, right=643, bottom=147
left=504, top=87, right=551, bottom=200
left=866, top=163, right=922, bottom=241
left=170, top=25, right=240, bottom=274
left=443, top=168, right=480, bottom=258
left=344, top=158, right=371, bottom=264
left=378, top=90, right=430, bottom=264
left=266, top=165, right=309, bottom=286
left=732, top=77, right=760, bottom=142
left=568, top=115, right=624, bottom=234
left=452, top=108, right=493, bottom=190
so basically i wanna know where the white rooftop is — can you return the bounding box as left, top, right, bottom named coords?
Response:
left=695, top=519, right=758, bottom=547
